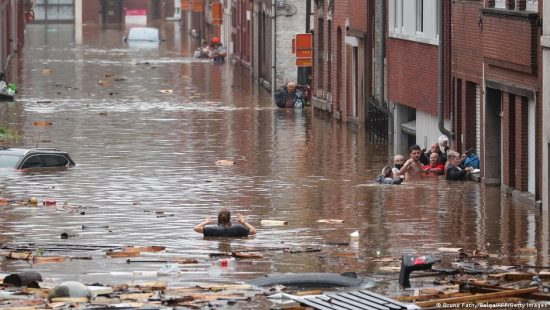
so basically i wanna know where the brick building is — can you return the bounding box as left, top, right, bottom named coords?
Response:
left=542, top=3, right=549, bottom=214
left=387, top=0, right=451, bottom=153
left=312, top=0, right=375, bottom=127
left=450, top=0, right=541, bottom=203
left=0, top=0, right=25, bottom=76
left=81, top=0, right=174, bottom=26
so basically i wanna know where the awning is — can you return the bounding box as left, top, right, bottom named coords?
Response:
left=400, top=120, right=416, bottom=136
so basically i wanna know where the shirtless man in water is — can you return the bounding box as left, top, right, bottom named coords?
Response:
left=399, top=144, right=425, bottom=180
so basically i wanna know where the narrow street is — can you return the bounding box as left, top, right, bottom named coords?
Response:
left=0, top=21, right=548, bottom=307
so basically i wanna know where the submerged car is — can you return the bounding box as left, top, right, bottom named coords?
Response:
left=123, top=27, right=161, bottom=48
left=0, top=147, right=76, bottom=170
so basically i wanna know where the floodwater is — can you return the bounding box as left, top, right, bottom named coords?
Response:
left=1, top=22, right=549, bottom=300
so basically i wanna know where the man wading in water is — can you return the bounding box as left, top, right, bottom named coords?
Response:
left=194, top=208, right=257, bottom=237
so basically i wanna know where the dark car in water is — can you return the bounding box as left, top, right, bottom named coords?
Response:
left=0, top=147, right=75, bottom=170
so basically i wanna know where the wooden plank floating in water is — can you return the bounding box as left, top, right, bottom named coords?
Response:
left=260, top=220, right=288, bottom=226
left=414, top=287, right=539, bottom=308
left=317, top=219, right=344, bottom=224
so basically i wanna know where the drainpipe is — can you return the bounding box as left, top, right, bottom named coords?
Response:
left=271, top=0, right=277, bottom=96
left=438, top=0, right=452, bottom=139
left=377, top=0, right=392, bottom=144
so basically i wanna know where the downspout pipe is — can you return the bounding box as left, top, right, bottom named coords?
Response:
left=377, top=0, right=385, bottom=111
left=438, top=0, right=452, bottom=139
left=377, top=0, right=393, bottom=144
left=271, top=0, right=277, bottom=96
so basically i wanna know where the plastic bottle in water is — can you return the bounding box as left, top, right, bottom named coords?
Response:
left=208, top=257, right=236, bottom=276
left=214, top=257, right=236, bottom=268
left=157, top=263, right=180, bottom=276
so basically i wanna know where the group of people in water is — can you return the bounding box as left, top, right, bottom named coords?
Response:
left=194, top=36, right=227, bottom=64
left=376, top=135, right=480, bottom=184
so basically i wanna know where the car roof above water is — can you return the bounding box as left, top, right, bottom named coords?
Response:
left=0, top=147, right=68, bottom=156
left=127, top=27, right=160, bottom=42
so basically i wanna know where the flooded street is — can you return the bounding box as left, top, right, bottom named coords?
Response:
left=1, top=22, right=549, bottom=300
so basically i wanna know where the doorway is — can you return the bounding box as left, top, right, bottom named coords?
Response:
left=484, top=87, right=502, bottom=185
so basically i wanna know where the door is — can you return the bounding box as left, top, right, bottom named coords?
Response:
left=484, top=88, right=502, bottom=184
left=528, top=97, right=536, bottom=194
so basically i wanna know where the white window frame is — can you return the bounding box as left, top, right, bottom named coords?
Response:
left=526, top=0, right=538, bottom=12
left=416, top=0, right=424, bottom=34
left=389, top=0, right=437, bottom=45
left=494, top=0, right=506, bottom=9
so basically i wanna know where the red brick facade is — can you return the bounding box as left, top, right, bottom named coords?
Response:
left=387, top=40, right=439, bottom=115
left=231, top=0, right=251, bottom=66
left=452, top=0, right=542, bottom=199
left=312, top=0, right=374, bottom=125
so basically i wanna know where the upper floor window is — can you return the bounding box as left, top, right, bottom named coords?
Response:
left=494, top=0, right=538, bottom=11
left=494, top=0, right=506, bottom=9
left=389, top=0, right=437, bottom=45
left=416, top=0, right=423, bottom=33
left=526, top=0, right=538, bottom=12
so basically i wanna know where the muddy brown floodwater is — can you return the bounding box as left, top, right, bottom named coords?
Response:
left=0, top=22, right=549, bottom=305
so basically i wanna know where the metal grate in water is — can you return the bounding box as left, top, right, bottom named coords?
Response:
left=277, top=290, right=418, bottom=310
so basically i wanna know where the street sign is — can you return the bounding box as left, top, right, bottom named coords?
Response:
left=211, top=3, right=223, bottom=25
left=193, top=0, right=203, bottom=12
left=294, top=33, right=312, bottom=67
left=182, top=0, right=190, bottom=11
left=296, top=49, right=312, bottom=58
left=296, top=58, right=312, bottom=67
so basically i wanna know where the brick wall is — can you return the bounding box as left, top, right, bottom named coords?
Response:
left=451, top=1, right=483, bottom=83
left=313, top=0, right=372, bottom=121
left=483, top=13, right=536, bottom=74
left=387, top=38, right=438, bottom=115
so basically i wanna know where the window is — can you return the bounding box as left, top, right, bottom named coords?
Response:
left=494, top=0, right=506, bottom=9
left=526, top=0, right=538, bottom=12
left=436, top=0, right=440, bottom=37
left=21, top=155, right=42, bottom=169
left=43, top=155, right=69, bottom=167
left=328, top=20, right=332, bottom=93
left=416, top=0, right=423, bottom=33
left=392, top=0, right=398, bottom=30
left=317, top=18, right=324, bottom=89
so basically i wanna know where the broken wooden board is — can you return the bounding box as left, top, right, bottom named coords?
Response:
left=215, top=160, right=235, bottom=166
left=106, top=250, right=140, bottom=258
left=378, top=266, right=402, bottom=273
left=232, top=252, right=263, bottom=259
left=126, top=258, right=198, bottom=264
left=7, top=251, right=33, bottom=260
left=21, top=287, right=49, bottom=298
left=32, top=121, right=53, bottom=127
left=283, top=247, right=320, bottom=254
left=50, top=297, right=89, bottom=303
left=119, top=292, right=153, bottom=301
left=504, top=272, right=550, bottom=281
left=33, top=256, right=66, bottom=263
left=260, top=220, right=288, bottom=226
left=317, top=219, right=344, bottom=224
left=122, top=246, right=166, bottom=253
left=196, top=284, right=252, bottom=291
left=414, top=287, right=539, bottom=308
left=132, top=282, right=167, bottom=291
left=437, top=247, right=463, bottom=253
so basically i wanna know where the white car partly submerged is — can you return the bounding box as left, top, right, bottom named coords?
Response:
left=123, top=27, right=162, bottom=48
